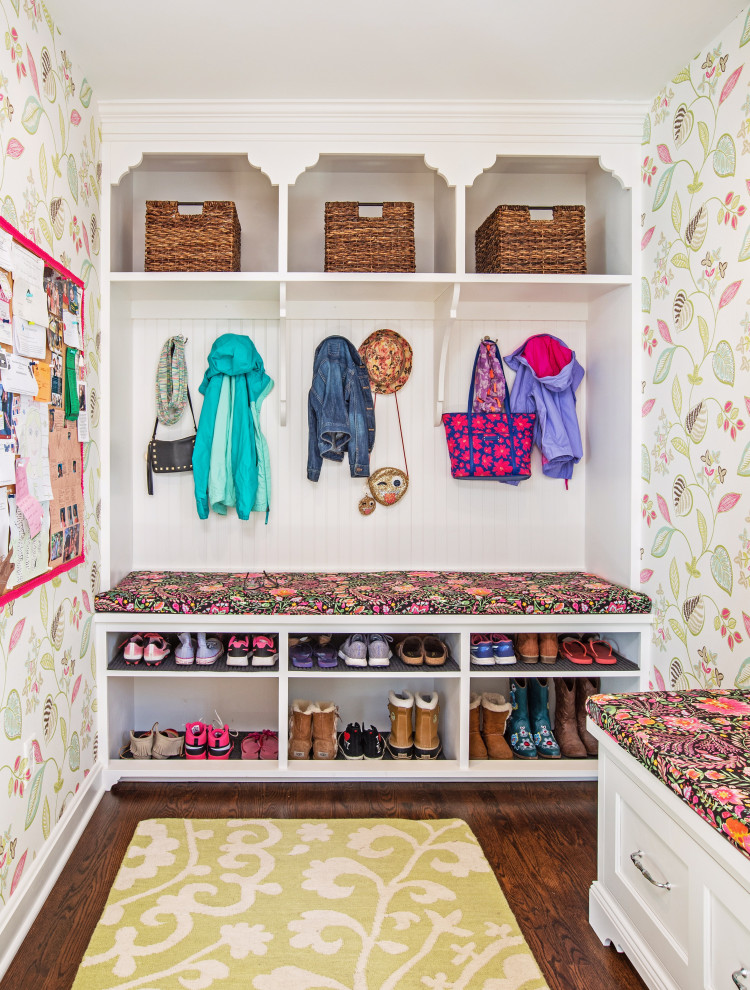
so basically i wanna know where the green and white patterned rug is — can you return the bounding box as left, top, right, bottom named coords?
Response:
left=73, top=817, right=549, bottom=990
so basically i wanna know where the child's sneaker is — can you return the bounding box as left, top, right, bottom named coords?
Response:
left=252, top=635, right=278, bottom=666
left=338, top=633, right=368, bottom=667
left=207, top=722, right=233, bottom=759
left=362, top=725, right=385, bottom=760
left=338, top=722, right=364, bottom=759
left=470, top=634, right=494, bottom=665
left=368, top=634, right=393, bottom=667
left=492, top=634, right=516, bottom=665
left=196, top=632, right=223, bottom=665
left=185, top=721, right=207, bottom=760
left=175, top=632, right=195, bottom=665
left=226, top=635, right=250, bottom=666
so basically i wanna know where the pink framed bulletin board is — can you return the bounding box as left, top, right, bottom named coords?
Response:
left=0, top=215, right=86, bottom=607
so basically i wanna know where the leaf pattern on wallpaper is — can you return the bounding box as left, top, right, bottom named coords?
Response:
left=0, top=0, right=101, bottom=910
left=643, top=21, right=750, bottom=693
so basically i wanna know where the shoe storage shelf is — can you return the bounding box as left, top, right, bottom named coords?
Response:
left=95, top=613, right=650, bottom=787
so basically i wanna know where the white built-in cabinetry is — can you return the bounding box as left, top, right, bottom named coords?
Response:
left=96, top=100, right=649, bottom=784
left=589, top=724, right=750, bottom=990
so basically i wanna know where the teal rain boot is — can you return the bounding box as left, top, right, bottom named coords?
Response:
left=505, top=678, right=538, bottom=759
left=527, top=677, right=561, bottom=759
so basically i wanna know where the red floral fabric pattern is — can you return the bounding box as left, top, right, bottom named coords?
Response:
left=587, top=689, right=750, bottom=860
left=95, top=570, right=651, bottom=616
left=442, top=412, right=535, bottom=478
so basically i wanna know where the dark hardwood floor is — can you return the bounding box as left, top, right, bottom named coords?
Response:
left=1, top=781, right=645, bottom=990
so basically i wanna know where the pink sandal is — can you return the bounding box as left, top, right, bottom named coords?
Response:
left=258, top=730, right=278, bottom=760
left=559, top=638, right=592, bottom=665
left=241, top=732, right=261, bottom=760
left=584, top=637, right=618, bottom=665
left=143, top=633, right=171, bottom=666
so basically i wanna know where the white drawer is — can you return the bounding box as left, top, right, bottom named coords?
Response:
left=603, top=759, right=694, bottom=986
left=705, top=872, right=750, bottom=990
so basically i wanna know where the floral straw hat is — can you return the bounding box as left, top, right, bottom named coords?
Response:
left=358, top=329, right=413, bottom=394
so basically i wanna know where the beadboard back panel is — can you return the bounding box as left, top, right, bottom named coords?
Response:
left=117, top=318, right=587, bottom=577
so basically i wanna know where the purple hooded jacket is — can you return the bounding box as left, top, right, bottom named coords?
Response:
left=503, top=334, right=584, bottom=482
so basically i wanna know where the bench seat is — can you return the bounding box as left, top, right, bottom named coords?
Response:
left=587, top=688, right=750, bottom=859
left=94, top=569, right=651, bottom=617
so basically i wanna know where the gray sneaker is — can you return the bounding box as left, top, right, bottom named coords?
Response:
left=338, top=633, right=368, bottom=667
left=368, top=633, right=393, bottom=667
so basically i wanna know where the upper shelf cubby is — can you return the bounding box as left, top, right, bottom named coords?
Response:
left=465, top=156, right=632, bottom=277
left=110, top=153, right=279, bottom=274
left=287, top=154, right=455, bottom=274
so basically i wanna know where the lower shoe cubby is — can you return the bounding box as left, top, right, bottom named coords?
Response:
left=106, top=673, right=280, bottom=771
left=286, top=676, right=460, bottom=767
left=287, top=631, right=460, bottom=672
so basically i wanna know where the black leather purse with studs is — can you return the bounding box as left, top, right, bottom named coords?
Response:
left=146, top=388, right=197, bottom=495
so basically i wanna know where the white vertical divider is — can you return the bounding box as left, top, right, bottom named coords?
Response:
left=277, top=630, right=289, bottom=770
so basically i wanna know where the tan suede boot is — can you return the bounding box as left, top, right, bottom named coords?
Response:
left=469, top=693, right=487, bottom=759
left=481, top=693, right=513, bottom=759
left=387, top=689, right=414, bottom=758
left=576, top=677, right=600, bottom=756
left=538, top=632, right=559, bottom=664
left=414, top=692, right=441, bottom=759
left=552, top=678, right=587, bottom=758
left=516, top=632, right=538, bottom=663
left=312, top=701, right=338, bottom=760
left=288, top=700, right=315, bottom=760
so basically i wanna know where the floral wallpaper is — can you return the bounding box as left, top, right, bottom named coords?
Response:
left=0, top=0, right=100, bottom=911
left=641, top=7, right=750, bottom=692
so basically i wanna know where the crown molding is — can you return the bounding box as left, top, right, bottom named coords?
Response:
left=99, top=98, right=649, bottom=144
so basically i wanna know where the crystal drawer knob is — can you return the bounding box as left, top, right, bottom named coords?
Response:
left=733, top=968, right=749, bottom=989
left=629, top=850, right=671, bottom=890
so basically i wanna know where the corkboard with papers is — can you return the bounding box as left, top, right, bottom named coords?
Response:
left=0, top=215, right=86, bottom=605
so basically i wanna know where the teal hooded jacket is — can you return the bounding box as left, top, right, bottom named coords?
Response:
left=193, top=334, right=273, bottom=520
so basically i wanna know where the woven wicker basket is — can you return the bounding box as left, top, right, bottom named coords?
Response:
left=145, top=201, right=241, bottom=272
left=475, top=204, right=586, bottom=274
left=325, top=202, right=415, bottom=273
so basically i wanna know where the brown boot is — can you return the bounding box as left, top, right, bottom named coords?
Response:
left=552, top=679, right=587, bottom=758
left=538, top=632, right=559, bottom=664
left=481, top=693, right=513, bottom=759
left=312, top=701, right=338, bottom=760
left=576, top=677, right=600, bottom=756
left=387, top=689, right=414, bottom=758
left=516, top=632, right=538, bottom=664
left=288, top=700, right=314, bottom=760
left=469, top=693, right=487, bottom=759
left=414, top=692, right=441, bottom=759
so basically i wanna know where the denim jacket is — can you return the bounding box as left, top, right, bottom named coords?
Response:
left=307, top=335, right=376, bottom=481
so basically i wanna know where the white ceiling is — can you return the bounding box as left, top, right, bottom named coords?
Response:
left=56, top=0, right=746, bottom=103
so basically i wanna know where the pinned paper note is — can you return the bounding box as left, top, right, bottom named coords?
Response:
left=13, top=277, right=47, bottom=328
left=14, top=459, right=43, bottom=537
left=15, top=395, right=52, bottom=501
left=1, top=353, right=38, bottom=396
left=63, top=312, right=82, bottom=350
left=8, top=493, right=49, bottom=587
left=0, top=229, right=13, bottom=272
left=32, top=362, right=51, bottom=403
left=12, top=243, right=44, bottom=284
left=0, top=438, right=15, bottom=485
left=13, top=316, right=46, bottom=359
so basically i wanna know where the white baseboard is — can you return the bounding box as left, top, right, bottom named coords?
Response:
left=0, top=762, right=105, bottom=982
left=588, top=882, right=682, bottom=990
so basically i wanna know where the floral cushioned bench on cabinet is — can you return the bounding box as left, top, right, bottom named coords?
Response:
left=94, top=569, right=652, bottom=616
left=587, top=688, right=750, bottom=858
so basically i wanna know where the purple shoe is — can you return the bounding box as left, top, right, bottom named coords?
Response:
left=314, top=643, right=338, bottom=668
left=290, top=642, right=313, bottom=668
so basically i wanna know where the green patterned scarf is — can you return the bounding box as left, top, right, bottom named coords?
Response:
left=156, top=334, right=189, bottom=426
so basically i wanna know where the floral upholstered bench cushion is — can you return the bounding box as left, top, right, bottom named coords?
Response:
left=94, top=570, right=651, bottom=616
left=587, top=689, right=750, bottom=859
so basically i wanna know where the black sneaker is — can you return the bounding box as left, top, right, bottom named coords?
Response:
left=338, top=722, right=364, bottom=759
left=362, top=725, right=385, bottom=760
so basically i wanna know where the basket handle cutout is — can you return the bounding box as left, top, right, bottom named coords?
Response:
left=358, top=203, right=384, bottom=218
left=177, top=202, right=205, bottom=215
